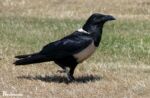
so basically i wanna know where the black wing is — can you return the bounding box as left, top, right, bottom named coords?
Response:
left=39, top=31, right=93, bottom=59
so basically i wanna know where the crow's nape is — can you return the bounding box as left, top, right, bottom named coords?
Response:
left=14, top=54, right=50, bottom=66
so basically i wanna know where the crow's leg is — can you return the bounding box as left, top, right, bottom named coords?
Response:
left=66, top=65, right=77, bottom=82
left=65, top=67, right=74, bottom=82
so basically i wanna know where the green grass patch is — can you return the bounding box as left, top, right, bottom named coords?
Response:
left=0, top=17, right=150, bottom=65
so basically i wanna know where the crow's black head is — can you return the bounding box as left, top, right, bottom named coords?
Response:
left=83, top=13, right=115, bottom=33
left=86, top=13, right=115, bottom=25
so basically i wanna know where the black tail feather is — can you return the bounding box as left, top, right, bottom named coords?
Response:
left=15, top=53, right=39, bottom=59
left=14, top=54, right=50, bottom=66
left=15, top=54, right=31, bottom=59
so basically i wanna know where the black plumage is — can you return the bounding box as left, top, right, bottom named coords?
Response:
left=14, top=13, right=115, bottom=82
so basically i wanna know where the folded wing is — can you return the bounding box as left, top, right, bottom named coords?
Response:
left=40, top=32, right=93, bottom=59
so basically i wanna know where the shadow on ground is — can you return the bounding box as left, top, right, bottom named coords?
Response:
left=17, top=74, right=101, bottom=83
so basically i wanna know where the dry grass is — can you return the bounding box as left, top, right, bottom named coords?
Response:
left=0, top=0, right=150, bottom=19
left=0, top=0, right=150, bottom=98
left=1, top=59, right=150, bottom=98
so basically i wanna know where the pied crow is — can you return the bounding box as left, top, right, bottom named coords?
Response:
left=14, top=13, right=115, bottom=82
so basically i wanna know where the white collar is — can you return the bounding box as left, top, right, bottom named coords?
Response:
left=77, top=28, right=90, bottom=34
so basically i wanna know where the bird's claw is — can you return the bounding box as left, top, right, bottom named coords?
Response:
left=66, top=73, right=75, bottom=82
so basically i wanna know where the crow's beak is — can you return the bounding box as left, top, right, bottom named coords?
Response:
left=104, top=15, right=116, bottom=21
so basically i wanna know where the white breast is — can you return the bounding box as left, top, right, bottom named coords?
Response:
left=73, top=42, right=96, bottom=63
